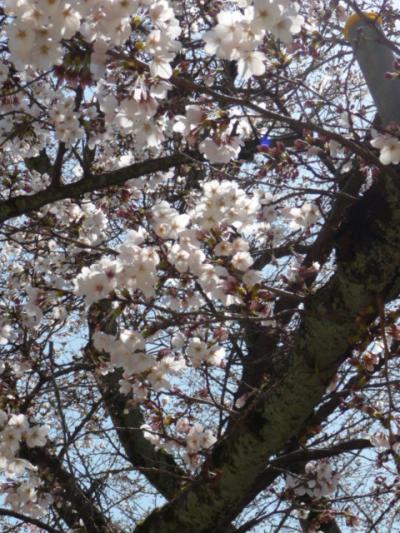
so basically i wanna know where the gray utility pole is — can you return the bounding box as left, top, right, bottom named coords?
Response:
left=344, top=12, right=400, bottom=126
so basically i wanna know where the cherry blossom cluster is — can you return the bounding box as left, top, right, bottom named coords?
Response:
left=4, top=0, right=181, bottom=76
left=286, top=203, right=319, bottom=231
left=186, top=337, right=225, bottom=368
left=89, top=0, right=183, bottom=81
left=34, top=199, right=108, bottom=246
left=180, top=420, right=217, bottom=467
left=3, top=476, right=53, bottom=519
left=2, top=3, right=182, bottom=153
left=204, top=1, right=303, bottom=80
left=92, top=327, right=227, bottom=398
left=74, top=180, right=268, bottom=307
left=5, top=0, right=81, bottom=71
left=184, top=421, right=217, bottom=454
left=142, top=0, right=182, bottom=79
left=4, top=0, right=303, bottom=77
left=0, top=412, right=51, bottom=518
left=115, top=90, right=248, bottom=161
left=5, top=170, right=320, bottom=357
left=285, top=461, right=340, bottom=500
left=0, top=412, right=48, bottom=462
left=114, top=79, right=171, bottom=151
left=93, top=327, right=190, bottom=393
left=142, top=418, right=217, bottom=468
left=174, top=103, right=254, bottom=164
left=74, top=232, right=160, bottom=303
left=199, top=135, right=243, bottom=165
left=71, top=178, right=322, bottom=341
left=2, top=1, right=306, bottom=164
left=0, top=79, right=49, bottom=162
left=370, top=417, right=400, bottom=455
left=192, top=179, right=260, bottom=231
left=48, top=96, right=84, bottom=147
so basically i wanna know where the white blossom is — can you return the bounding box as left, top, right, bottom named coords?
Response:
left=25, top=425, right=49, bottom=448
left=371, top=131, right=400, bottom=165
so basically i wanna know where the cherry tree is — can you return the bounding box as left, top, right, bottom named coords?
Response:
left=0, top=0, right=400, bottom=532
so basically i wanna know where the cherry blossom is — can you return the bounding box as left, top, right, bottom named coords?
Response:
left=0, top=1, right=398, bottom=530
left=286, top=461, right=340, bottom=500
left=371, top=130, right=400, bottom=165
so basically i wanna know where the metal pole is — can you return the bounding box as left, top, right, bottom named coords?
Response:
left=344, top=12, right=400, bottom=126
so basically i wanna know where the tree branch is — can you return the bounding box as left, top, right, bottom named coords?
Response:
left=85, top=300, right=186, bottom=501
left=0, top=153, right=188, bottom=223
left=20, top=445, right=122, bottom=533
left=132, top=167, right=400, bottom=532
left=0, top=508, right=63, bottom=533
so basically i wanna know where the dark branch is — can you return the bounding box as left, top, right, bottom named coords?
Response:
left=0, top=508, right=63, bottom=533
left=0, top=153, right=188, bottom=223
left=20, top=445, right=122, bottom=533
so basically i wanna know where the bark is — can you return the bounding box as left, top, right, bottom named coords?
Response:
left=131, top=170, right=400, bottom=532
